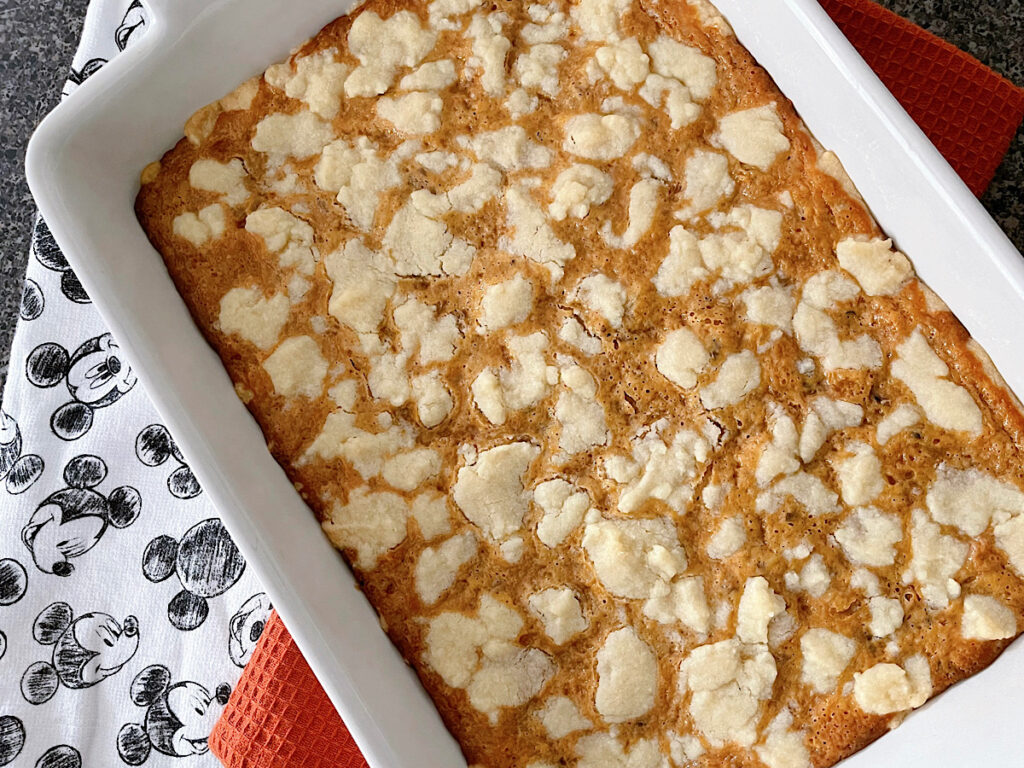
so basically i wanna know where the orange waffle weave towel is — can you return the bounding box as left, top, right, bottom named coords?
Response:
left=210, top=2, right=1024, bottom=766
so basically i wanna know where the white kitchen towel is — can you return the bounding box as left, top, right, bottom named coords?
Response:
left=0, top=3, right=268, bottom=768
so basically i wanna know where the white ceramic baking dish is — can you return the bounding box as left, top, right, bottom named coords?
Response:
left=25, top=0, right=1024, bottom=765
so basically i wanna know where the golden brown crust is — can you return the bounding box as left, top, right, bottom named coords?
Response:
left=136, top=0, right=1024, bottom=766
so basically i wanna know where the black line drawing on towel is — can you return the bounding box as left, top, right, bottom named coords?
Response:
left=116, top=665, right=231, bottom=763
left=20, top=602, right=139, bottom=705
left=228, top=592, right=272, bottom=667
left=143, top=519, right=246, bottom=631
left=116, top=0, right=147, bottom=50
left=20, top=278, right=44, bottom=321
left=0, top=558, right=28, bottom=606
left=1, top=412, right=44, bottom=494
left=31, top=220, right=89, bottom=305
left=34, top=745, right=81, bottom=768
left=22, top=455, right=142, bottom=577
left=25, top=333, right=138, bottom=441
left=63, top=58, right=106, bottom=97
left=0, top=716, right=25, bottom=767
left=135, top=425, right=202, bottom=499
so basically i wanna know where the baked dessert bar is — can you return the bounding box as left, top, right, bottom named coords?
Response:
left=135, top=0, right=1024, bottom=765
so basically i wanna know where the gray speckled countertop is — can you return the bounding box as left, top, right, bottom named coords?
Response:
left=0, top=0, right=1022, bottom=394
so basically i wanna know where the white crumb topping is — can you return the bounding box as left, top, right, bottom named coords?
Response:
left=835, top=506, right=903, bottom=567
left=700, top=350, right=760, bottom=410
left=642, top=576, right=710, bottom=632
left=415, top=532, right=478, bottom=604
left=394, top=297, right=463, bottom=364
left=189, top=158, right=250, bottom=206
left=562, top=113, right=640, bottom=161
left=265, top=49, right=348, bottom=119
left=573, top=274, right=628, bottom=329
left=876, top=403, right=921, bottom=445
left=647, top=35, right=717, bottom=100
left=218, top=287, right=290, bottom=350
left=707, top=516, right=746, bottom=560
left=638, top=73, right=700, bottom=129
left=515, top=43, right=567, bottom=96
left=606, top=423, right=711, bottom=514
left=323, top=239, right=396, bottom=334
left=465, top=125, right=553, bottom=171
left=506, top=183, right=576, bottom=280
left=756, top=404, right=799, bottom=487
left=595, top=627, right=658, bottom=722
left=653, top=226, right=708, bottom=297
left=345, top=11, right=436, bottom=97
left=892, top=329, right=982, bottom=436
left=799, top=396, right=863, bottom=463
left=262, top=336, right=327, bottom=399
left=467, top=11, right=512, bottom=97
left=452, top=442, right=539, bottom=541
left=472, top=332, right=558, bottom=424
left=583, top=514, right=688, bottom=598
left=536, top=696, right=591, bottom=739
left=569, top=0, right=630, bottom=42
left=868, top=596, right=904, bottom=637
left=423, top=595, right=552, bottom=720
left=505, top=87, right=540, bottom=118
left=528, top=587, right=588, bottom=644
left=741, top=285, right=794, bottom=333
left=962, top=594, right=1017, bottom=640
left=557, top=317, right=602, bottom=356
left=906, top=509, right=968, bottom=610
left=800, top=628, right=855, bottom=694
left=594, top=37, right=649, bottom=90
left=714, top=104, right=790, bottom=171
left=682, top=639, right=777, bottom=747
left=836, top=237, right=913, bottom=297
left=252, top=111, right=334, bottom=159
left=411, top=371, right=454, bottom=428
left=399, top=59, right=457, bottom=90
left=832, top=442, right=884, bottom=507
left=427, top=0, right=484, bottom=31
left=755, top=711, right=811, bottom=768
left=173, top=204, right=226, bottom=247
left=926, top=466, right=1024, bottom=537
left=736, top=577, right=785, bottom=645
left=601, top=178, right=661, bottom=249
left=480, top=275, right=535, bottom=332
left=555, top=362, right=610, bottom=455
left=381, top=447, right=442, bottom=491
left=415, top=150, right=460, bottom=173
left=853, top=656, right=932, bottom=715
left=411, top=492, right=451, bottom=539
left=757, top=472, right=839, bottom=517
left=793, top=270, right=881, bottom=372
left=548, top=164, right=613, bottom=221
left=245, top=206, right=316, bottom=275
left=377, top=91, right=444, bottom=134
left=682, top=150, right=734, bottom=215
left=315, top=137, right=402, bottom=232
left=323, top=488, right=410, bottom=569
left=655, top=327, right=710, bottom=390
left=575, top=733, right=664, bottom=768
left=534, top=478, right=590, bottom=547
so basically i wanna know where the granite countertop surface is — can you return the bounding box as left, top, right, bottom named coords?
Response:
left=0, top=0, right=1022, bottom=394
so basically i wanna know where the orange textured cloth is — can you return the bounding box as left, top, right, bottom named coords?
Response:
left=209, top=3, right=1024, bottom=767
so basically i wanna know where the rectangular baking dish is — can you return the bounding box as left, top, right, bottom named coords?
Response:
left=25, top=0, right=1024, bottom=765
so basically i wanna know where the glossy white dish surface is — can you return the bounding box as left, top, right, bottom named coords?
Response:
left=25, top=0, right=1024, bottom=765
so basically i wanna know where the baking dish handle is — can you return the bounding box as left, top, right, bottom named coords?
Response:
left=145, top=0, right=221, bottom=36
